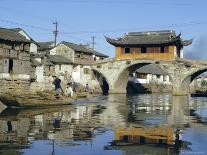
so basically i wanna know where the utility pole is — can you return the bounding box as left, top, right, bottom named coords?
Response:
left=91, top=36, right=95, bottom=50
left=53, top=21, right=58, bottom=46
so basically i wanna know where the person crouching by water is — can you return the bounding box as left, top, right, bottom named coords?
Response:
left=52, top=76, right=63, bottom=97
left=65, top=83, right=73, bottom=97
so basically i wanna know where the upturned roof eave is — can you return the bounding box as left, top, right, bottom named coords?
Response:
left=105, top=36, right=178, bottom=47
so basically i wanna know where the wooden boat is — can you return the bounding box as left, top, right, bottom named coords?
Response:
left=0, top=92, right=74, bottom=108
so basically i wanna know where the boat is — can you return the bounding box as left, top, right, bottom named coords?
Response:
left=0, top=92, right=74, bottom=108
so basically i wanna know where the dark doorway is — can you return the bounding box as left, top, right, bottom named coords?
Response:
left=9, top=59, right=13, bottom=73
left=7, top=121, right=12, bottom=132
left=93, top=70, right=109, bottom=95
left=102, top=78, right=109, bottom=95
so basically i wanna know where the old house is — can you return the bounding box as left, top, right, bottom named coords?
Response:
left=48, top=55, right=73, bottom=80
left=49, top=41, right=108, bottom=89
left=134, top=64, right=170, bottom=85
left=105, top=30, right=192, bottom=61
left=10, top=28, right=38, bottom=54
left=0, top=27, right=35, bottom=93
left=30, top=53, right=74, bottom=92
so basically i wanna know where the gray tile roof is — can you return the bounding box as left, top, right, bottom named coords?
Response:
left=106, top=30, right=192, bottom=47
left=90, top=49, right=108, bottom=58
left=136, top=64, right=168, bottom=75
left=10, top=28, right=37, bottom=43
left=38, top=41, right=55, bottom=51
left=48, top=55, right=73, bottom=65
left=61, top=41, right=93, bottom=54
left=0, top=27, right=31, bottom=43
left=62, top=41, right=108, bottom=58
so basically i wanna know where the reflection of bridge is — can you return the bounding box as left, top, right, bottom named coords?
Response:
left=92, top=58, right=207, bottom=95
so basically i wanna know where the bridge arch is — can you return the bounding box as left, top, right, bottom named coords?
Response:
left=92, top=69, right=110, bottom=95
left=180, top=67, right=207, bottom=91
left=112, top=61, right=171, bottom=94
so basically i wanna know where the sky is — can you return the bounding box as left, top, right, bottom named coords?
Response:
left=0, top=0, right=207, bottom=58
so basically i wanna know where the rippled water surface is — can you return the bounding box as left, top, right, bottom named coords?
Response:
left=0, top=94, right=207, bottom=155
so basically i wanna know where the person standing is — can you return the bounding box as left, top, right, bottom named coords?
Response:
left=65, top=83, right=73, bottom=97
left=85, top=83, right=89, bottom=92
left=53, top=76, right=63, bottom=96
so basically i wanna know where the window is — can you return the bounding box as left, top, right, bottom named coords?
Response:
left=160, top=46, right=165, bottom=53
left=141, top=47, right=147, bottom=53
left=136, top=73, right=147, bottom=79
left=84, top=68, right=90, bottom=74
left=124, top=48, right=131, bottom=54
left=9, top=59, right=13, bottom=73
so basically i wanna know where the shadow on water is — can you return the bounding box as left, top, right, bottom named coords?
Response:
left=126, top=80, right=151, bottom=94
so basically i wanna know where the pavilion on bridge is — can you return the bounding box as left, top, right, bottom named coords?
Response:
left=105, top=30, right=192, bottom=61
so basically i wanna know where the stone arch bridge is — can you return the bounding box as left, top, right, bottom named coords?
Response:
left=91, top=58, right=207, bottom=95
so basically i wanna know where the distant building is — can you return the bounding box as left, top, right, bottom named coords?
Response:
left=0, top=27, right=37, bottom=93
left=37, top=41, right=55, bottom=53
left=134, top=64, right=171, bottom=85
left=105, top=30, right=192, bottom=61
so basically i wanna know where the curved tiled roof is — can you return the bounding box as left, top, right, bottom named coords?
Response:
left=48, top=55, right=73, bottom=65
left=61, top=41, right=108, bottom=57
left=136, top=64, right=168, bottom=76
left=106, top=30, right=192, bottom=47
left=0, top=27, right=31, bottom=43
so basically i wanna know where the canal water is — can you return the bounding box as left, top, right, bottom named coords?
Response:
left=0, top=94, right=207, bottom=155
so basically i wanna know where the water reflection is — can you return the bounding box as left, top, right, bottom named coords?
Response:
left=0, top=94, right=206, bottom=154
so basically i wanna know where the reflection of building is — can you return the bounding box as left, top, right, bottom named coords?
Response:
left=167, top=96, right=190, bottom=127
left=0, top=118, right=30, bottom=145
left=114, top=127, right=174, bottom=145
left=0, top=104, right=104, bottom=148
left=130, top=96, right=171, bottom=113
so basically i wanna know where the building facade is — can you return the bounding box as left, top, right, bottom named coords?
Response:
left=0, top=28, right=36, bottom=94
left=106, top=30, right=192, bottom=61
left=49, top=41, right=108, bottom=90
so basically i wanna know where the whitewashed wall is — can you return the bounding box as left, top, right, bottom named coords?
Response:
left=50, top=44, right=75, bottom=62
left=137, top=74, right=171, bottom=85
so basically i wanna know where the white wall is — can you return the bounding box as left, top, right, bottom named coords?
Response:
left=137, top=74, right=171, bottom=85
left=30, top=43, right=38, bottom=54
left=35, top=66, right=44, bottom=82
left=50, top=44, right=75, bottom=62
left=54, top=64, right=73, bottom=81
left=72, top=65, right=81, bottom=83
left=72, top=65, right=99, bottom=89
